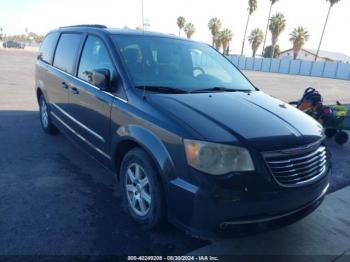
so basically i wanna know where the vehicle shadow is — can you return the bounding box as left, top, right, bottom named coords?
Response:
left=0, top=110, right=208, bottom=255
left=0, top=110, right=349, bottom=254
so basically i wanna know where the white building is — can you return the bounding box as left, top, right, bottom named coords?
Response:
left=280, top=48, right=350, bottom=63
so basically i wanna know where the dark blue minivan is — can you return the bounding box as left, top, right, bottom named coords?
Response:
left=35, top=25, right=331, bottom=236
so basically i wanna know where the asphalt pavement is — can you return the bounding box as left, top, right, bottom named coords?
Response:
left=0, top=110, right=208, bottom=255
left=189, top=186, right=350, bottom=259
left=0, top=49, right=349, bottom=255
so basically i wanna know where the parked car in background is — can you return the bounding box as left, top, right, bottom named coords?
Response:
left=35, top=25, right=331, bottom=237
left=3, top=40, right=25, bottom=49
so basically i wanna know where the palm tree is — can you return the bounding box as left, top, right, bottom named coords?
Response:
left=315, top=0, right=341, bottom=61
left=184, top=23, right=196, bottom=39
left=177, top=16, right=186, bottom=37
left=208, top=18, right=222, bottom=47
left=220, top=29, right=234, bottom=55
left=0, top=27, right=3, bottom=41
left=262, top=0, right=279, bottom=56
left=214, top=32, right=223, bottom=51
left=269, top=12, right=286, bottom=58
left=241, top=0, right=258, bottom=56
left=248, top=28, right=264, bottom=57
left=290, top=26, right=310, bottom=60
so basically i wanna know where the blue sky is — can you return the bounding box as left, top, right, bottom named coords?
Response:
left=1, top=0, right=349, bottom=56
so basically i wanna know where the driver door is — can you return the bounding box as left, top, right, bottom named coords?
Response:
left=66, top=35, right=116, bottom=160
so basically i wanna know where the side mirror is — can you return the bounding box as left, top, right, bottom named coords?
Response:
left=92, top=69, right=111, bottom=90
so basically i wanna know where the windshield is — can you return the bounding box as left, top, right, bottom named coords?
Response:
left=113, top=35, right=255, bottom=92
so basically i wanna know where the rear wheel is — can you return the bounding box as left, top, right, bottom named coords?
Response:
left=120, top=148, right=165, bottom=228
left=335, top=131, right=348, bottom=145
left=39, top=95, right=58, bottom=134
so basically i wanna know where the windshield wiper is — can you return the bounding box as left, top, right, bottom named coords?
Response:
left=190, top=87, right=251, bottom=93
left=135, top=85, right=188, bottom=94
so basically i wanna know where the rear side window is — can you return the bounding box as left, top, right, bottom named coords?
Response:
left=38, top=32, right=59, bottom=64
left=78, top=35, right=114, bottom=84
left=53, top=33, right=82, bottom=74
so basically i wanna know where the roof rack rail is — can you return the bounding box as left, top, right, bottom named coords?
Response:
left=59, top=24, right=107, bottom=29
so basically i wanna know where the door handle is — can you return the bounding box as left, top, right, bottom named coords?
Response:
left=69, top=87, right=79, bottom=95
left=61, top=82, right=69, bottom=90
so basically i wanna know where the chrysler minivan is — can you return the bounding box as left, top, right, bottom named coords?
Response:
left=35, top=25, right=331, bottom=236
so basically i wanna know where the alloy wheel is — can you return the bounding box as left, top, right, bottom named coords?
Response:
left=41, top=99, right=49, bottom=128
left=125, top=163, right=152, bottom=217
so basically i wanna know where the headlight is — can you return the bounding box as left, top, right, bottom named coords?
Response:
left=184, top=139, right=255, bottom=175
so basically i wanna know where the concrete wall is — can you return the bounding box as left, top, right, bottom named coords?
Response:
left=227, top=56, right=350, bottom=80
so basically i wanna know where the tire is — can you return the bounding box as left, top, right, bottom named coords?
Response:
left=325, top=128, right=337, bottom=138
left=120, top=148, right=165, bottom=228
left=334, top=131, right=348, bottom=145
left=39, top=95, right=58, bottom=134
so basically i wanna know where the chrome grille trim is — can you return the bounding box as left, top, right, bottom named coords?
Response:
left=263, top=142, right=329, bottom=187
left=278, top=166, right=327, bottom=184
left=267, top=147, right=325, bottom=164
left=270, top=153, right=327, bottom=169
left=273, top=158, right=327, bottom=175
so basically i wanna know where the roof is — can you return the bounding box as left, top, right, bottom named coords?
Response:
left=304, top=49, right=350, bottom=62
left=54, top=24, right=184, bottom=40
left=106, top=28, right=180, bottom=38
left=281, top=48, right=350, bottom=62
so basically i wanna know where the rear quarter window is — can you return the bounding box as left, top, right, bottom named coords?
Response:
left=38, top=32, right=60, bottom=64
left=53, top=33, right=83, bottom=74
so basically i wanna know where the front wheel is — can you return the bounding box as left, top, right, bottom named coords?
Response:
left=120, top=148, right=165, bottom=228
left=39, top=95, right=58, bottom=134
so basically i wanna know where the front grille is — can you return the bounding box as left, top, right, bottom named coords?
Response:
left=263, top=143, right=329, bottom=187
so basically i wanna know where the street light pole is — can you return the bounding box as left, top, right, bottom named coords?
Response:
left=141, top=0, right=145, bottom=32
left=262, top=3, right=273, bottom=57
left=315, top=5, right=332, bottom=62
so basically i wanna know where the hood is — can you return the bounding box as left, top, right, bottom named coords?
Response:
left=149, top=91, right=324, bottom=151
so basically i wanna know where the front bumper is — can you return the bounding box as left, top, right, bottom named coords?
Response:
left=221, top=182, right=328, bottom=226
left=168, top=168, right=330, bottom=237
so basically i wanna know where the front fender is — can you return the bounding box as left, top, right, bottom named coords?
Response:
left=111, top=124, right=176, bottom=188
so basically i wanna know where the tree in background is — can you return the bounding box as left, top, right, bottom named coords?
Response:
left=208, top=18, right=222, bottom=47
left=241, top=0, right=258, bottom=56
left=248, top=28, right=264, bottom=57
left=28, top=32, right=44, bottom=43
left=290, top=26, right=310, bottom=59
left=177, top=16, right=186, bottom=37
left=6, top=32, right=44, bottom=43
left=315, top=0, right=341, bottom=61
left=184, top=23, right=196, bottom=39
left=263, top=45, right=280, bottom=58
left=0, top=27, right=3, bottom=41
left=262, top=0, right=279, bottom=56
left=269, top=12, right=286, bottom=58
left=220, top=29, right=234, bottom=55
left=214, top=31, right=223, bottom=51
